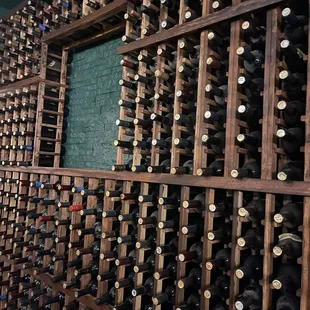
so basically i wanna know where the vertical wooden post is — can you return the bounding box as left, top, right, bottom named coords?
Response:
left=300, top=1, right=310, bottom=308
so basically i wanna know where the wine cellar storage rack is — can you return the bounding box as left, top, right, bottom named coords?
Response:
left=0, top=0, right=310, bottom=309
left=0, top=165, right=309, bottom=310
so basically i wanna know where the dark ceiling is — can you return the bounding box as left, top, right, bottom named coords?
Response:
left=1, top=0, right=24, bottom=9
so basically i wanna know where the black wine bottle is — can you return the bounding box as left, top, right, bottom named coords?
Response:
left=273, top=233, right=302, bottom=259
left=271, top=264, right=301, bottom=293
left=273, top=202, right=303, bottom=229
left=277, top=161, right=304, bottom=181
left=235, top=255, right=263, bottom=281
left=235, top=282, right=262, bottom=310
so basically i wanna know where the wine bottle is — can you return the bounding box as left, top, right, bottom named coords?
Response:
left=74, top=280, right=97, bottom=298
left=177, top=268, right=201, bottom=289
left=201, top=132, right=225, bottom=154
left=282, top=8, right=307, bottom=44
left=95, top=287, right=116, bottom=305
left=271, top=264, right=301, bottom=293
left=273, top=202, right=303, bottom=229
left=205, top=84, right=228, bottom=106
left=277, top=100, right=305, bottom=127
left=235, top=255, right=263, bottom=280
left=182, top=193, right=205, bottom=210
left=277, top=161, right=304, bottom=181
left=231, top=160, right=261, bottom=179
left=207, top=222, right=232, bottom=244
left=132, top=276, right=154, bottom=296
left=236, top=46, right=264, bottom=76
left=238, top=199, right=266, bottom=221
left=152, top=285, right=175, bottom=305
left=176, top=293, right=200, bottom=310
left=206, top=248, right=231, bottom=272
left=154, top=260, right=177, bottom=280
left=134, top=254, right=155, bottom=273
left=276, top=127, right=304, bottom=156
left=237, top=227, right=264, bottom=251
left=235, top=282, right=262, bottom=310
left=280, top=39, right=306, bottom=73
left=178, top=242, right=203, bottom=264
left=156, top=236, right=178, bottom=255
left=236, top=131, right=262, bottom=154
left=204, top=109, right=226, bottom=131
left=197, top=159, right=224, bottom=176
left=204, top=275, right=230, bottom=300
left=273, top=233, right=302, bottom=259
left=276, top=293, right=300, bottom=310
left=279, top=70, right=306, bottom=98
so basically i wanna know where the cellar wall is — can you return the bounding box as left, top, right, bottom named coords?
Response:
left=62, top=36, right=122, bottom=170
left=0, top=7, right=8, bottom=16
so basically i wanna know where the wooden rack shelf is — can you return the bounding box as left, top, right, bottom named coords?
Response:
left=42, top=0, right=128, bottom=48
left=2, top=166, right=310, bottom=196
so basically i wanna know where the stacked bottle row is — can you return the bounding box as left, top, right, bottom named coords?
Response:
left=0, top=84, right=38, bottom=167
left=271, top=4, right=308, bottom=182
left=115, top=0, right=310, bottom=182
left=0, top=0, right=85, bottom=85
left=0, top=168, right=306, bottom=309
left=0, top=79, right=68, bottom=167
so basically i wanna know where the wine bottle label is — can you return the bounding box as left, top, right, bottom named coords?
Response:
left=278, top=233, right=302, bottom=243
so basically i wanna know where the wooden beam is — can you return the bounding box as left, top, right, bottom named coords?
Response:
left=42, top=0, right=127, bottom=44
left=2, top=166, right=310, bottom=196
left=117, top=0, right=285, bottom=54
left=0, top=76, right=40, bottom=94
left=64, top=22, right=125, bottom=51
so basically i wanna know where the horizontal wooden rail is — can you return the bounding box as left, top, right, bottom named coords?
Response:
left=2, top=166, right=310, bottom=196
left=117, top=0, right=284, bottom=54
left=64, top=22, right=125, bottom=51
left=42, top=0, right=127, bottom=45
left=0, top=76, right=41, bottom=93
left=0, top=77, right=69, bottom=93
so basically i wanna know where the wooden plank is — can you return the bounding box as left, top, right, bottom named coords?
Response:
left=3, top=166, right=310, bottom=196
left=0, top=76, right=40, bottom=94
left=97, top=179, right=115, bottom=298
left=300, top=1, right=310, bottom=308
left=262, top=194, right=276, bottom=310
left=42, top=0, right=127, bottom=44
left=224, top=19, right=240, bottom=177
left=117, top=0, right=285, bottom=55
left=261, top=8, right=280, bottom=310
left=64, top=22, right=125, bottom=51
left=261, top=9, right=279, bottom=180
left=200, top=188, right=214, bottom=309
left=175, top=186, right=190, bottom=306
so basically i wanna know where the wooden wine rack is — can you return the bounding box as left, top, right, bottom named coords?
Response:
left=0, top=165, right=308, bottom=310
left=0, top=0, right=309, bottom=309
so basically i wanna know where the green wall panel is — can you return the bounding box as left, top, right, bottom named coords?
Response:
left=62, top=37, right=122, bottom=170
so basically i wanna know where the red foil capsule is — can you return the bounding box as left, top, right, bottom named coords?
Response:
left=69, top=205, right=83, bottom=212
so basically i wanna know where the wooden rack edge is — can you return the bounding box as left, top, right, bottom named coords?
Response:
left=117, top=0, right=284, bottom=54
left=2, top=166, right=310, bottom=196
left=0, top=77, right=69, bottom=93
left=42, top=0, right=128, bottom=44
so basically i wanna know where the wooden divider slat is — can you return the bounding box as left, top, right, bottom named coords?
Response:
left=98, top=179, right=116, bottom=298
left=175, top=186, right=190, bottom=306
left=200, top=188, right=214, bottom=309
left=115, top=180, right=132, bottom=305
left=153, top=183, right=168, bottom=310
